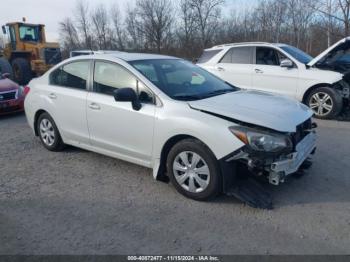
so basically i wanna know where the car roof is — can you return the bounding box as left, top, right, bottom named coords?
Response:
left=80, top=52, right=179, bottom=62
left=206, top=42, right=286, bottom=50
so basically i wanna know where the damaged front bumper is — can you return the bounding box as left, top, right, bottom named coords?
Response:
left=335, top=79, right=350, bottom=99
left=227, top=131, right=317, bottom=186
left=268, top=132, right=316, bottom=185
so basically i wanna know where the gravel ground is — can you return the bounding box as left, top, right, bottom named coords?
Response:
left=0, top=113, right=349, bottom=255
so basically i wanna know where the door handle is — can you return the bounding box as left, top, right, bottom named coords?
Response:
left=89, top=103, right=101, bottom=110
left=216, top=66, right=225, bottom=71
left=48, top=93, right=57, bottom=99
left=255, top=69, right=264, bottom=74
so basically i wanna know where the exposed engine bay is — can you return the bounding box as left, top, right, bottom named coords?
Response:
left=227, top=118, right=317, bottom=186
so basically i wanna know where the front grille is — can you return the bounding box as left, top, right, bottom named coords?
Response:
left=0, top=91, right=16, bottom=101
left=292, top=118, right=312, bottom=148
left=44, top=48, right=62, bottom=65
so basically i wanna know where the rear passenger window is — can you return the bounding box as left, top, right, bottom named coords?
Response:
left=50, top=61, right=90, bottom=90
left=220, top=47, right=253, bottom=64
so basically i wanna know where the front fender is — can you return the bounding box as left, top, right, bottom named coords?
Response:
left=152, top=106, right=245, bottom=179
left=297, top=69, right=343, bottom=100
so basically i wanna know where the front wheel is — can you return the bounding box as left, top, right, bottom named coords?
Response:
left=307, top=87, right=343, bottom=119
left=166, top=139, right=221, bottom=201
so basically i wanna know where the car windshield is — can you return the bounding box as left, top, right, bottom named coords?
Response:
left=280, top=45, right=313, bottom=64
left=129, top=59, right=237, bottom=101
left=19, top=25, right=40, bottom=42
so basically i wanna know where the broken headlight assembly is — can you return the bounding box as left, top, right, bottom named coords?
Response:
left=229, top=126, right=293, bottom=153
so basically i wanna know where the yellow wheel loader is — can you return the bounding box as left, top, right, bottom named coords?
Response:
left=0, top=20, right=62, bottom=85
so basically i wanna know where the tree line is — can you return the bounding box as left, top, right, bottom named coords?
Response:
left=59, top=0, right=350, bottom=60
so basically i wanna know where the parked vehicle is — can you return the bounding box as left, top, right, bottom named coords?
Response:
left=0, top=20, right=62, bottom=85
left=197, top=39, right=350, bottom=119
left=0, top=72, right=28, bottom=115
left=24, top=53, right=317, bottom=208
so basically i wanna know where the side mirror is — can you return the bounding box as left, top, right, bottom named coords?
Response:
left=280, top=59, right=294, bottom=68
left=2, top=26, right=6, bottom=34
left=2, top=73, right=10, bottom=79
left=113, top=88, right=142, bottom=111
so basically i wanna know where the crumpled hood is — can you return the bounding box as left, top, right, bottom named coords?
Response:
left=189, top=90, right=313, bottom=132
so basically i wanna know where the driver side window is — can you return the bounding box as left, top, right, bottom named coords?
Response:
left=256, top=47, right=284, bottom=66
left=93, top=61, right=154, bottom=104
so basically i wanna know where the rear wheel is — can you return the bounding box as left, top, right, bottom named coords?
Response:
left=37, top=113, right=65, bottom=151
left=12, top=58, right=32, bottom=85
left=166, top=139, right=221, bottom=201
left=307, top=87, right=343, bottom=119
left=0, top=58, right=13, bottom=79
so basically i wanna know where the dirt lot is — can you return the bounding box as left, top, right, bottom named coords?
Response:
left=0, top=113, right=349, bottom=255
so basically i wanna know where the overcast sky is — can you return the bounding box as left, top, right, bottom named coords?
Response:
left=0, top=0, right=257, bottom=42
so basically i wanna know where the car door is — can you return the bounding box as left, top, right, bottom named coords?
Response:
left=47, top=60, right=91, bottom=144
left=252, top=47, right=299, bottom=98
left=213, top=46, right=254, bottom=89
left=86, top=60, right=156, bottom=165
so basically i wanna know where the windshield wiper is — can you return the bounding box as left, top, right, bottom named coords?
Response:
left=201, top=89, right=235, bottom=98
left=173, top=89, right=235, bottom=101
left=172, top=94, right=203, bottom=101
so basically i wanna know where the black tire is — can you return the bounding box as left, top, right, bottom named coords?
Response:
left=36, top=113, right=65, bottom=152
left=166, top=139, right=222, bottom=201
left=0, top=57, right=13, bottom=79
left=306, top=87, right=343, bottom=119
left=12, top=58, right=32, bottom=85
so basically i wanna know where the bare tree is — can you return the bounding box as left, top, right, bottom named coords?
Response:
left=111, top=5, right=126, bottom=50
left=285, top=0, right=317, bottom=48
left=254, top=0, right=287, bottom=42
left=177, top=0, right=198, bottom=57
left=59, top=17, right=80, bottom=51
left=57, top=0, right=350, bottom=59
left=338, top=0, right=350, bottom=36
left=189, top=0, right=224, bottom=48
left=75, top=0, right=92, bottom=49
left=91, top=4, right=110, bottom=50
left=268, top=0, right=286, bottom=42
left=125, top=4, right=145, bottom=50
left=134, top=0, right=174, bottom=53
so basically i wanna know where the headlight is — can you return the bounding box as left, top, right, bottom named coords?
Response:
left=229, top=126, right=292, bottom=153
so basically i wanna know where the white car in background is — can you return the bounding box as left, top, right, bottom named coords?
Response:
left=24, top=53, right=317, bottom=208
left=198, top=38, right=350, bottom=119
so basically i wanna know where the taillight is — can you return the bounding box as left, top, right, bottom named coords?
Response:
left=23, top=86, right=30, bottom=96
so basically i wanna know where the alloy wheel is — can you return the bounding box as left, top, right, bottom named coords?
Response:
left=172, top=151, right=210, bottom=193
left=309, top=92, right=334, bottom=117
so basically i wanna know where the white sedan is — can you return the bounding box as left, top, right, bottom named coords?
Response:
left=24, top=53, right=317, bottom=208
left=198, top=39, right=350, bottom=119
